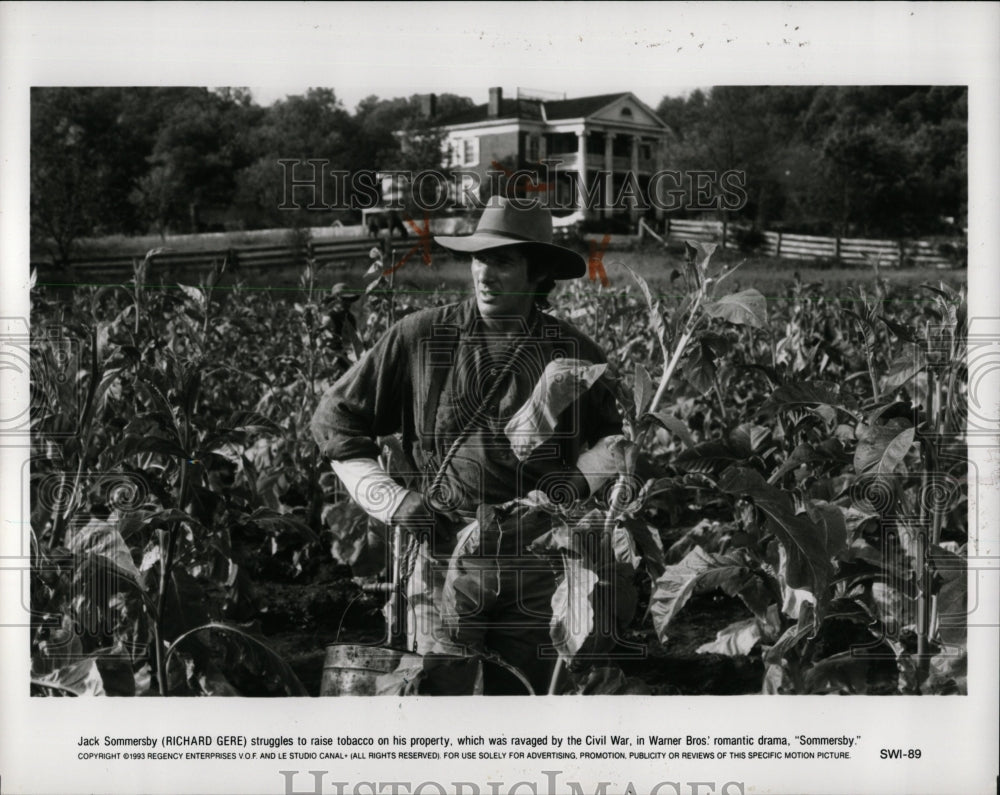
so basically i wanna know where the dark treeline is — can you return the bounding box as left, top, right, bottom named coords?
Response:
left=30, top=87, right=472, bottom=262
left=656, top=86, right=967, bottom=239
left=31, top=86, right=966, bottom=263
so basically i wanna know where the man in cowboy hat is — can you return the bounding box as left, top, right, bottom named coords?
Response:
left=311, top=197, right=624, bottom=694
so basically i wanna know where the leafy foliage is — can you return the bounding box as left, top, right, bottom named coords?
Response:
left=656, top=86, right=967, bottom=237
left=30, top=242, right=968, bottom=697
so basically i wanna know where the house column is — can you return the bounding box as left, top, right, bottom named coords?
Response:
left=576, top=130, right=588, bottom=217
left=629, top=135, right=641, bottom=224
left=654, top=136, right=667, bottom=222
left=604, top=132, right=615, bottom=219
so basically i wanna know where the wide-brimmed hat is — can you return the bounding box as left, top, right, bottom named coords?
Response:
left=435, top=197, right=586, bottom=279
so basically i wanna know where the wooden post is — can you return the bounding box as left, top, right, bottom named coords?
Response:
left=638, top=218, right=668, bottom=247
left=603, top=132, right=615, bottom=220
left=776, top=231, right=783, bottom=258
left=834, top=235, right=841, bottom=262
left=387, top=525, right=407, bottom=649
left=629, top=135, right=640, bottom=226
left=898, top=240, right=906, bottom=268
left=721, top=216, right=728, bottom=250
left=664, top=217, right=671, bottom=239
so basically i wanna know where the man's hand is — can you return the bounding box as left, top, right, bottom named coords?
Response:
left=391, top=490, right=435, bottom=529
left=391, top=490, right=454, bottom=548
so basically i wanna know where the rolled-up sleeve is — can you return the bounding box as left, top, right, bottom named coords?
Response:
left=310, top=323, right=408, bottom=461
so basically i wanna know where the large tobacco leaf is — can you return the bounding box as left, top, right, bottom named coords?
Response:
left=550, top=555, right=600, bottom=662
left=697, top=617, right=766, bottom=657
left=854, top=417, right=915, bottom=476
left=757, top=380, right=853, bottom=419
left=649, top=545, right=772, bottom=644
left=504, top=359, right=607, bottom=460
left=719, top=467, right=846, bottom=600
left=703, top=288, right=768, bottom=329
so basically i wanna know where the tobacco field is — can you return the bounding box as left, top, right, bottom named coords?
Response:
left=28, top=243, right=969, bottom=697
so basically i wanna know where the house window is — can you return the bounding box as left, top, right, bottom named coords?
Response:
left=620, top=107, right=633, bottom=118
left=463, top=139, right=477, bottom=165
left=641, top=143, right=652, bottom=160
left=528, top=135, right=539, bottom=162
left=450, top=138, right=479, bottom=166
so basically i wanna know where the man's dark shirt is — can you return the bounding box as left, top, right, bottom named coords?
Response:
left=310, top=297, right=622, bottom=513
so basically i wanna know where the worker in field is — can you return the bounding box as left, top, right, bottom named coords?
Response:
left=310, top=197, right=625, bottom=694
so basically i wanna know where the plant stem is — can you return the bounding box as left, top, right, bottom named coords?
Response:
left=915, top=429, right=936, bottom=680
left=56, top=457, right=85, bottom=548
left=153, top=527, right=170, bottom=696
left=58, top=326, right=103, bottom=546
left=926, top=369, right=946, bottom=644
left=915, top=474, right=928, bottom=665
left=50, top=471, right=69, bottom=547
left=547, top=658, right=565, bottom=695
left=713, top=377, right=728, bottom=426
left=154, top=437, right=190, bottom=695
left=649, top=320, right=698, bottom=419
left=865, top=344, right=878, bottom=400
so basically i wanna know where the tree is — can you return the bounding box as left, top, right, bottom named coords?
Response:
left=804, top=86, right=967, bottom=236
left=31, top=92, right=99, bottom=265
left=654, top=85, right=967, bottom=238
left=234, top=88, right=356, bottom=228
left=352, top=92, right=474, bottom=172
left=30, top=88, right=154, bottom=263
left=134, top=88, right=260, bottom=233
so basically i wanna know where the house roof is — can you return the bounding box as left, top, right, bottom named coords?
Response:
left=437, top=92, right=634, bottom=126
left=544, top=93, right=631, bottom=120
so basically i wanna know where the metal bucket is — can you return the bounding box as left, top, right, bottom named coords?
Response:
left=320, top=644, right=422, bottom=696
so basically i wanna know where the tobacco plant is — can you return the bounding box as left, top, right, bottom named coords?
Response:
left=530, top=245, right=967, bottom=695
left=29, top=242, right=968, bottom=697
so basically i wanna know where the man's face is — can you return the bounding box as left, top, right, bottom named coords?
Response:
left=470, top=247, right=540, bottom=320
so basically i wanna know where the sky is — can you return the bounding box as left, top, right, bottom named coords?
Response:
left=229, top=5, right=718, bottom=111
left=3, top=3, right=979, bottom=113
left=247, top=84, right=701, bottom=113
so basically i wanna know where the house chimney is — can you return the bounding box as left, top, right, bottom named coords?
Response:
left=419, top=93, right=437, bottom=119
left=488, top=86, right=503, bottom=118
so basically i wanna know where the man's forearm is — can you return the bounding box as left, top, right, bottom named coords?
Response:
left=332, top=434, right=626, bottom=523
left=329, top=458, right=411, bottom=525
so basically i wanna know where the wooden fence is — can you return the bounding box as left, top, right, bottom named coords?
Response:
left=32, top=237, right=404, bottom=279
left=659, top=218, right=963, bottom=269
left=37, top=218, right=965, bottom=278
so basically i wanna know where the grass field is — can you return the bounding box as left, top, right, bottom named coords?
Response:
left=52, top=224, right=369, bottom=260
left=45, top=226, right=967, bottom=306
left=217, top=243, right=967, bottom=308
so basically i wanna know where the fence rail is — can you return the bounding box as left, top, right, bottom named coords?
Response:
left=37, top=218, right=966, bottom=277
left=33, top=237, right=397, bottom=278
left=657, top=218, right=963, bottom=269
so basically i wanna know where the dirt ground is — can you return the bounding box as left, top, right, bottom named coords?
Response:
left=257, top=574, right=763, bottom=697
